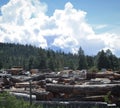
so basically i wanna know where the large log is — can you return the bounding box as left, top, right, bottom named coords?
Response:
left=32, top=91, right=53, bottom=100
left=9, top=89, right=30, bottom=94
left=87, top=72, right=120, bottom=80
left=95, top=73, right=114, bottom=78
left=34, top=101, right=108, bottom=108
left=46, top=84, right=120, bottom=96
left=23, top=74, right=45, bottom=82
left=113, top=73, right=120, bottom=80
left=86, top=73, right=96, bottom=79
left=10, top=77, right=23, bottom=83
left=15, top=82, right=36, bottom=88
left=46, top=84, right=74, bottom=94
left=9, top=88, right=53, bottom=101
left=36, top=80, right=46, bottom=88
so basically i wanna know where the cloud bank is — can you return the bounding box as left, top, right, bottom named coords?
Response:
left=0, top=0, right=120, bottom=55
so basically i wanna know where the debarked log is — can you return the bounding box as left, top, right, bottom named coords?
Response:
left=46, top=84, right=120, bottom=96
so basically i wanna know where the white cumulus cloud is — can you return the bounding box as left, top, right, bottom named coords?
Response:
left=0, top=0, right=120, bottom=55
left=94, top=24, right=108, bottom=30
left=0, top=0, right=48, bottom=48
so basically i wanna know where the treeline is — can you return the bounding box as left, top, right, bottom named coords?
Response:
left=0, top=43, right=120, bottom=71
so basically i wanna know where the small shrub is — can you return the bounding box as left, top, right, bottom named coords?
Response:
left=104, top=91, right=112, bottom=104
left=0, top=92, right=42, bottom=108
left=88, top=66, right=98, bottom=73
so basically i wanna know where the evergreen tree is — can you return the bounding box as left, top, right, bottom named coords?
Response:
left=77, top=47, right=87, bottom=70
left=0, top=43, right=120, bottom=72
left=0, top=61, right=2, bottom=69
left=96, top=50, right=110, bottom=70
left=36, top=48, right=47, bottom=69
left=48, top=57, right=55, bottom=71
left=28, top=56, right=34, bottom=70
left=105, top=49, right=120, bottom=70
left=86, top=55, right=94, bottom=68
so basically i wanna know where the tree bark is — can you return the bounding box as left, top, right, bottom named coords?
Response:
left=46, top=84, right=120, bottom=96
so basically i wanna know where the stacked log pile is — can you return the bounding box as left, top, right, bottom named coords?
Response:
left=0, top=70, right=120, bottom=106
left=46, top=84, right=120, bottom=101
left=43, top=71, right=120, bottom=105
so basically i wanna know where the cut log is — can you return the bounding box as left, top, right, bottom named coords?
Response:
left=36, top=80, right=46, bottom=88
left=87, top=72, right=120, bottom=80
left=32, top=91, right=53, bottom=100
left=15, top=82, right=36, bottom=88
left=46, top=84, right=74, bottom=94
left=46, top=84, right=120, bottom=96
left=10, top=92, right=36, bottom=101
left=9, top=89, right=30, bottom=94
left=9, top=88, right=53, bottom=101
left=73, top=84, right=117, bottom=96
left=114, top=73, right=120, bottom=80
left=23, top=74, right=45, bottom=82
left=10, top=77, right=23, bottom=83
left=34, top=101, right=108, bottom=108
left=86, top=73, right=96, bottom=79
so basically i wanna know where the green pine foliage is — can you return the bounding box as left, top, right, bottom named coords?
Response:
left=96, top=50, right=120, bottom=71
left=0, top=43, right=79, bottom=71
left=77, top=47, right=87, bottom=70
left=0, top=43, right=120, bottom=71
left=0, top=92, right=42, bottom=108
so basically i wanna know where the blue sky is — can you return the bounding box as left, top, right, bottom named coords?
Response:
left=0, top=0, right=120, bottom=56
left=41, top=0, right=120, bottom=24
left=41, top=0, right=120, bottom=34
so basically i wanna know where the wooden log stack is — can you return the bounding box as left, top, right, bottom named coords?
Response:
left=46, top=83, right=120, bottom=102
